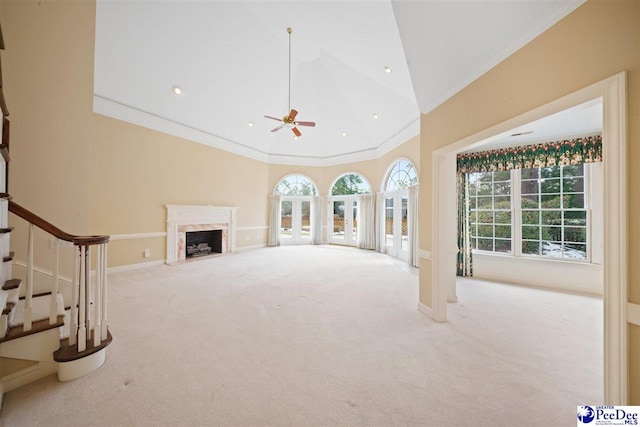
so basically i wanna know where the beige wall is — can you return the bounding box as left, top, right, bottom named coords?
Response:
left=1, top=0, right=96, bottom=275
left=418, top=0, right=639, bottom=403
left=91, top=114, right=271, bottom=264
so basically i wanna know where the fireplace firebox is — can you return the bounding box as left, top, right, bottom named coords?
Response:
left=185, top=230, right=222, bottom=258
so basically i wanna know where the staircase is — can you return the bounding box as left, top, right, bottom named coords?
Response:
left=0, top=21, right=112, bottom=406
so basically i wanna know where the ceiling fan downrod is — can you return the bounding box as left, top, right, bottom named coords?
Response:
left=288, top=27, right=292, bottom=113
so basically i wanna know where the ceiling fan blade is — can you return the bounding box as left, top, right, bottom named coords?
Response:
left=270, top=125, right=284, bottom=132
left=288, top=109, right=298, bottom=120
left=292, top=127, right=302, bottom=137
left=264, top=115, right=283, bottom=122
left=294, top=121, right=316, bottom=127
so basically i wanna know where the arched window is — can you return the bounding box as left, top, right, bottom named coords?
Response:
left=330, top=173, right=372, bottom=195
left=384, top=159, right=418, bottom=191
left=274, top=174, right=318, bottom=196
left=381, top=159, right=419, bottom=264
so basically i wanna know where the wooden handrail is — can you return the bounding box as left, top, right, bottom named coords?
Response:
left=8, top=200, right=109, bottom=245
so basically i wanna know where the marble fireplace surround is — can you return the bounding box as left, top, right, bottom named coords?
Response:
left=166, top=205, right=237, bottom=264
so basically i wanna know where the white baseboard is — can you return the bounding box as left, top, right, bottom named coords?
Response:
left=234, top=243, right=267, bottom=252
left=107, top=260, right=166, bottom=273
left=417, top=302, right=433, bottom=319
left=1, top=361, right=57, bottom=393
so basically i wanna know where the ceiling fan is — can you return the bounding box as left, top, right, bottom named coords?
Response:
left=264, top=28, right=316, bottom=138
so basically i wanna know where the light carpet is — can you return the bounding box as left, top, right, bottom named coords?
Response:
left=0, top=245, right=602, bottom=426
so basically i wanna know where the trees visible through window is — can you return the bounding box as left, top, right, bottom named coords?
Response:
left=331, top=173, right=371, bottom=195
left=274, top=174, right=318, bottom=196
left=469, top=165, right=588, bottom=261
left=521, top=164, right=587, bottom=260
left=469, top=170, right=512, bottom=253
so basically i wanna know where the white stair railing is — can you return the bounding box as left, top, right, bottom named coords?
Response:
left=7, top=200, right=111, bottom=355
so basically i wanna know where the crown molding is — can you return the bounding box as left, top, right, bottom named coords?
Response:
left=94, top=95, right=419, bottom=167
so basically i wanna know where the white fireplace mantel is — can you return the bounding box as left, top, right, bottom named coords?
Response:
left=166, top=205, right=238, bottom=264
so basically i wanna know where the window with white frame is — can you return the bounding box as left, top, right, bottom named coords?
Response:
left=274, top=174, right=317, bottom=196
left=520, top=164, right=587, bottom=260
left=384, top=159, right=418, bottom=191
left=469, top=165, right=589, bottom=261
left=468, top=170, right=512, bottom=253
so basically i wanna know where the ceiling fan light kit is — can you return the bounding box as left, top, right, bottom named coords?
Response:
left=264, top=27, right=316, bottom=139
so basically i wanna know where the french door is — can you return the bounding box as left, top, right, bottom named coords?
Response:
left=280, top=197, right=312, bottom=245
left=383, top=189, right=409, bottom=261
left=329, top=196, right=358, bottom=246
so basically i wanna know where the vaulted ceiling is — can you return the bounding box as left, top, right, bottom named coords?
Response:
left=93, top=0, right=585, bottom=166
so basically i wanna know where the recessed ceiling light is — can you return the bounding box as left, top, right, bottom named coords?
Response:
left=341, top=131, right=347, bottom=137
left=248, top=121, right=254, bottom=127
left=293, top=136, right=299, bottom=141
left=171, top=85, right=183, bottom=95
left=373, top=113, right=379, bottom=119
left=384, top=66, right=392, bottom=74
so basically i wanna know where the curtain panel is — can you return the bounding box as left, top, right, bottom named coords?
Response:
left=312, top=196, right=323, bottom=245
left=407, top=185, right=419, bottom=267
left=375, top=192, right=386, bottom=253
left=268, top=195, right=281, bottom=247
left=456, top=175, right=473, bottom=277
left=456, top=135, right=602, bottom=174
left=357, top=193, right=376, bottom=250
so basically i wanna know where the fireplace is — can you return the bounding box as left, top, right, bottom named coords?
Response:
left=166, top=205, right=238, bottom=264
left=186, top=230, right=222, bottom=258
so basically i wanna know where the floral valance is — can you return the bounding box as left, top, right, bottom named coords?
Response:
left=456, top=135, right=602, bottom=174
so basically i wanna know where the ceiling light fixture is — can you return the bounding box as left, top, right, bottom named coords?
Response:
left=171, top=85, right=183, bottom=95
left=248, top=121, right=254, bottom=127
left=373, top=113, right=379, bottom=119
left=341, top=131, right=347, bottom=137
left=384, top=66, right=392, bottom=74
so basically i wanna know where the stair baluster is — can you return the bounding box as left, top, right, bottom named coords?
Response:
left=93, top=244, right=102, bottom=347
left=49, top=237, right=59, bottom=325
left=69, top=244, right=78, bottom=346
left=23, top=223, right=33, bottom=331
left=78, top=245, right=86, bottom=352
left=100, top=243, right=108, bottom=341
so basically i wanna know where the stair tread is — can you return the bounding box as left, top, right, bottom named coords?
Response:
left=3, top=251, right=15, bottom=262
left=0, top=315, right=65, bottom=344
left=9, top=294, right=64, bottom=327
left=3, top=278, right=20, bottom=290
left=5, top=287, right=19, bottom=306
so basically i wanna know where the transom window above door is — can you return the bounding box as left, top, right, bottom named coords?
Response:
left=384, top=159, right=418, bottom=191
left=330, top=173, right=372, bottom=195
left=274, top=174, right=318, bottom=196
